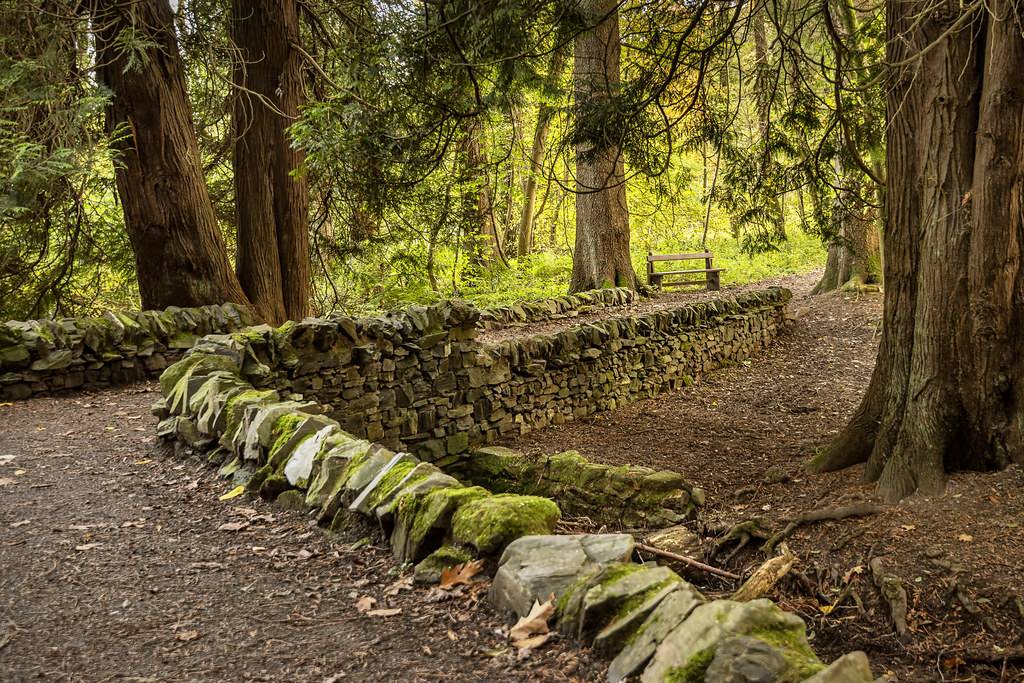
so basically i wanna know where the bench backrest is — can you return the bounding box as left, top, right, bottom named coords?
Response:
left=646, top=252, right=714, bottom=262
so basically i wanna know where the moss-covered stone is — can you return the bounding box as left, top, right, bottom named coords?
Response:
left=392, top=485, right=490, bottom=563
left=413, top=544, right=475, bottom=584
left=663, top=648, right=714, bottom=683
left=451, top=493, right=560, bottom=554
left=159, top=352, right=239, bottom=396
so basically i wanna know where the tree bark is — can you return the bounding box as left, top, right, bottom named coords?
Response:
left=461, top=118, right=502, bottom=266
left=752, top=9, right=786, bottom=242
left=91, top=0, right=250, bottom=311
left=232, top=0, right=310, bottom=324
left=569, top=0, right=637, bottom=292
left=810, top=0, right=1024, bottom=501
left=518, top=47, right=567, bottom=258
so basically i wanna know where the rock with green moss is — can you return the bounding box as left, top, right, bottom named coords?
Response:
left=391, top=485, right=490, bottom=564
left=451, top=494, right=560, bottom=555
left=489, top=534, right=635, bottom=618
left=266, top=412, right=337, bottom=469
left=314, top=444, right=393, bottom=525
left=557, top=563, right=682, bottom=646
left=274, top=489, right=307, bottom=512
left=607, top=586, right=707, bottom=682
left=217, top=389, right=279, bottom=451
left=240, top=401, right=312, bottom=460
left=640, top=599, right=824, bottom=683
left=348, top=452, right=418, bottom=515
left=413, top=544, right=475, bottom=584
left=159, top=352, right=240, bottom=397
left=373, top=463, right=460, bottom=520
left=703, top=635, right=788, bottom=682
left=304, top=439, right=370, bottom=510
left=284, top=424, right=339, bottom=487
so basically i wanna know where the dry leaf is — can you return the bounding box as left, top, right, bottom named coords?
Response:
left=384, top=576, right=413, bottom=596
left=10, top=520, right=30, bottom=528
left=217, top=521, right=249, bottom=532
left=509, top=598, right=555, bottom=641
left=176, top=630, right=200, bottom=642
left=513, top=632, right=552, bottom=650
left=439, top=559, right=484, bottom=590
left=957, top=533, right=973, bottom=542
left=354, top=596, right=377, bottom=613
left=219, top=486, right=246, bottom=501
left=0, top=478, right=16, bottom=487
left=366, top=608, right=402, bottom=618
left=75, top=543, right=103, bottom=551
left=446, top=629, right=458, bottom=641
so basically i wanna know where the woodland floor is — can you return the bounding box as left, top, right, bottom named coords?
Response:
left=2, top=272, right=1022, bottom=682
left=502, top=271, right=1024, bottom=682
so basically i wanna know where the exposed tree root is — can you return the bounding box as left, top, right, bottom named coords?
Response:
left=870, top=556, right=909, bottom=641
left=762, top=503, right=883, bottom=552
left=634, top=542, right=740, bottom=581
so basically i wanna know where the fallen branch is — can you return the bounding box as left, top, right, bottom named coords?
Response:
left=762, top=503, right=883, bottom=552
left=636, top=542, right=741, bottom=581
left=731, top=544, right=797, bottom=602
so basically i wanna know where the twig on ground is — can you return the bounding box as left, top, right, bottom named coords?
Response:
left=731, top=543, right=797, bottom=602
left=870, top=556, right=909, bottom=642
left=635, top=542, right=740, bottom=581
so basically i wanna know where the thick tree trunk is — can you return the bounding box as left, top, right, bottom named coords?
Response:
left=810, top=0, right=1024, bottom=501
left=232, top=0, right=310, bottom=324
left=518, top=47, right=567, bottom=258
left=569, top=0, right=637, bottom=292
left=91, top=0, right=250, bottom=311
left=461, top=118, right=502, bottom=266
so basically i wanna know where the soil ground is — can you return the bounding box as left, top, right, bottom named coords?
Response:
left=3, top=271, right=1022, bottom=682
left=0, top=390, right=602, bottom=682
left=501, top=271, right=1024, bottom=682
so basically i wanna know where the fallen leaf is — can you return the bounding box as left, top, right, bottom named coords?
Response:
left=217, top=521, right=249, bottom=532
left=0, top=455, right=14, bottom=463
left=509, top=598, right=555, bottom=641
left=189, top=561, right=226, bottom=570
left=133, top=459, right=152, bottom=465
left=446, top=628, right=458, bottom=641
left=439, top=559, right=484, bottom=590
left=13, top=469, right=25, bottom=476
left=176, top=630, right=200, bottom=642
left=354, top=596, right=377, bottom=613
left=9, top=520, right=30, bottom=528
left=384, top=576, right=413, bottom=596
left=957, top=533, right=973, bottom=542
left=0, top=478, right=16, bottom=487
left=366, top=608, right=402, bottom=618
left=0, top=402, right=12, bottom=407
left=219, top=486, right=246, bottom=501
left=513, top=632, right=552, bottom=650
left=75, top=543, right=103, bottom=551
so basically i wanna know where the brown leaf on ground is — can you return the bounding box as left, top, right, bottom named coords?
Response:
left=439, top=560, right=484, bottom=590
left=354, top=596, right=376, bottom=613
left=384, top=576, right=413, bottom=596
left=217, top=521, right=249, bottom=532
left=509, top=598, right=555, bottom=641
left=176, top=630, right=200, bottom=642
left=74, top=543, right=102, bottom=551
left=513, top=632, right=552, bottom=650
left=366, top=608, right=402, bottom=618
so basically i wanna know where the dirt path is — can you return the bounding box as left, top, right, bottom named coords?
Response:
left=500, top=279, right=1024, bottom=682
left=0, top=389, right=600, bottom=682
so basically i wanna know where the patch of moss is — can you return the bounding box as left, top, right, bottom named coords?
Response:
left=159, top=352, right=238, bottom=396
left=748, top=624, right=824, bottom=681
left=451, top=493, right=560, bottom=554
left=364, top=460, right=417, bottom=510
left=664, top=648, right=715, bottom=683
left=267, top=413, right=308, bottom=464
left=413, top=544, right=475, bottom=584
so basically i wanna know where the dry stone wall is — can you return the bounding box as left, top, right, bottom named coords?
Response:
left=0, top=303, right=255, bottom=400
left=230, top=287, right=791, bottom=463
left=477, top=287, right=640, bottom=330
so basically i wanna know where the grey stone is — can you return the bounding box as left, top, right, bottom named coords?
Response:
left=607, top=584, right=706, bottom=682
left=803, top=652, right=875, bottom=683
left=284, top=424, right=339, bottom=487
left=349, top=451, right=418, bottom=514
left=644, top=525, right=702, bottom=559
left=373, top=464, right=460, bottom=520
left=490, top=534, right=636, bottom=617
left=704, top=635, right=788, bottom=683
left=640, top=599, right=823, bottom=683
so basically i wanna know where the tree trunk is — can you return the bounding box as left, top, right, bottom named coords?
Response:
left=461, top=118, right=502, bottom=266
left=569, top=0, right=637, bottom=292
left=91, top=0, right=250, bottom=311
left=519, top=47, right=567, bottom=258
left=810, top=0, right=1024, bottom=502
left=232, top=0, right=310, bottom=324
left=752, top=9, right=786, bottom=242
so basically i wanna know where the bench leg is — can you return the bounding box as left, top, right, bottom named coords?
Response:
left=707, top=271, right=721, bottom=291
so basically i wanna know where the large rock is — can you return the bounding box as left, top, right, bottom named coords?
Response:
left=451, top=494, right=560, bottom=554
left=392, top=485, right=491, bottom=564
left=607, top=584, right=706, bottom=682
left=489, top=534, right=635, bottom=617
left=640, top=599, right=824, bottom=683
left=704, top=635, right=789, bottom=683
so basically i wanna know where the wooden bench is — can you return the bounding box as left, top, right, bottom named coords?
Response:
left=646, top=252, right=724, bottom=291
